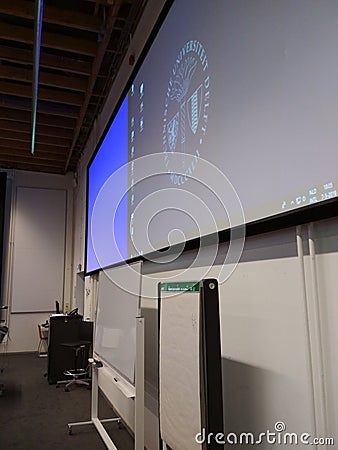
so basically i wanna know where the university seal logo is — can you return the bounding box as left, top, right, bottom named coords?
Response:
left=163, top=40, right=210, bottom=185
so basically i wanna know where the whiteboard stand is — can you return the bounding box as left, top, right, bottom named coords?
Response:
left=67, top=316, right=145, bottom=450
left=135, top=316, right=145, bottom=450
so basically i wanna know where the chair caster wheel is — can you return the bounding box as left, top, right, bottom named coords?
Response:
left=68, top=426, right=72, bottom=435
left=118, top=420, right=123, bottom=429
left=65, top=388, right=70, bottom=392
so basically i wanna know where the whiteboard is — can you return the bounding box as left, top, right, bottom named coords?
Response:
left=94, top=261, right=142, bottom=385
left=159, top=280, right=223, bottom=449
left=159, top=289, right=202, bottom=449
left=11, top=187, right=66, bottom=313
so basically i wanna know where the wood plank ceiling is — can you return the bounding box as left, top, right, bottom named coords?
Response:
left=0, top=0, right=147, bottom=174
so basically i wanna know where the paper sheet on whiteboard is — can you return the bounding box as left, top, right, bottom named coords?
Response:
left=159, top=290, right=202, bottom=449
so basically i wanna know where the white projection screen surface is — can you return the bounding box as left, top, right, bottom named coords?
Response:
left=128, top=0, right=338, bottom=252
left=94, top=262, right=142, bottom=384
left=86, top=0, right=338, bottom=271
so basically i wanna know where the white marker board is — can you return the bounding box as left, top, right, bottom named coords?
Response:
left=11, top=187, right=66, bottom=313
left=159, top=280, right=223, bottom=450
left=159, top=287, right=202, bottom=449
left=94, top=261, right=142, bottom=385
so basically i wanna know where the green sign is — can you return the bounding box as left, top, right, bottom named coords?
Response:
left=160, top=281, right=200, bottom=292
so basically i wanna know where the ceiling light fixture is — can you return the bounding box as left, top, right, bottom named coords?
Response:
left=31, top=0, right=44, bottom=156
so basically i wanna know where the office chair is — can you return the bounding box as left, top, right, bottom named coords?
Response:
left=56, top=321, right=93, bottom=392
left=58, top=342, right=91, bottom=391
left=37, top=322, right=49, bottom=357
left=0, top=325, right=8, bottom=344
left=0, top=306, right=8, bottom=334
left=0, top=317, right=8, bottom=396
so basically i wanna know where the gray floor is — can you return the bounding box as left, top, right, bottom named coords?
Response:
left=0, top=352, right=134, bottom=450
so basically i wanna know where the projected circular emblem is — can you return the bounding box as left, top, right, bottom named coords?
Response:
left=162, top=40, right=210, bottom=185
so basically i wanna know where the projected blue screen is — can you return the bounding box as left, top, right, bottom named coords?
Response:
left=86, top=96, right=129, bottom=273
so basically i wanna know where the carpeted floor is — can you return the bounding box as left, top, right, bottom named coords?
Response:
left=0, top=352, right=134, bottom=449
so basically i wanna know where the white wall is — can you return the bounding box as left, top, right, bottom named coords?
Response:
left=2, top=170, right=74, bottom=353
left=311, top=219, right=338, bottom=442
left=139, top=222, right=338, bottom=448
left=71, top=221, right=338, bottom=449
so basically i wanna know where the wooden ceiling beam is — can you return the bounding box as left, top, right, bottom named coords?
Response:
left=0, top=107, right=76, bottom=129
left=0, top=130, right=70, bottom=147
left=0, top=162, right=64, bottom=172
left=84, top=0, right=130, bottom=3
left=0, top=138, right=69, bottom=154
left=0, top=107, right=31, bottom=123
left=0, top=65, right=88, bottom=92
left=0, top=165, right=65, bottom=174
left=0, top=22, right=97, bottom=56
left=0, top=80, right=84, bottom=106
left=0, top=0, right=102, bottom=33
left=0, top=44, right=92, bottom=76
left=0, top=149, right=67, bottom=162
left=94, top=0, right=100, bottom=16
left=0, top=97, right=78, bottom=118
left=0, top=97, right=79, bottom=118
left=0, top=119, right=73, bottom=139
left=37, top=116, right=75, bottom=129
left=0, top=151, right=65, bottom=162
left=0, top=157, right=65, bottom=173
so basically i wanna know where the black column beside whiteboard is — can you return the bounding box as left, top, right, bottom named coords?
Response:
left=158, top=279, right=224, bottom=449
